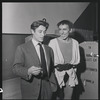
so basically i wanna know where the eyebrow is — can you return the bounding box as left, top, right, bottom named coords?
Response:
left=59, top=28, right=68, bottom=30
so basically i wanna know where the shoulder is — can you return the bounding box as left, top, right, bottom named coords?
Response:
left=71, top=38, right=79, bottom=44
left=49, top=38, right=57, bottom=43
left=44, top=44, right=52, bottom=51
left=17, top=40, right=32, bottom=50
left=49, top=38, right=58, bottom=47
left=44, top=44, right=54, bottom=54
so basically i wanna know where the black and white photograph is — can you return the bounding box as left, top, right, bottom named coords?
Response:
left=2, top=1, right=99, bottom=100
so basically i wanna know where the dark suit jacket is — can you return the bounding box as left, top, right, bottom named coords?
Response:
left=12, top=40, right=57, bottom=99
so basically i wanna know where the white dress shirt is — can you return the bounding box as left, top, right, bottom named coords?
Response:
left=32, top=38, right=47, bottom=65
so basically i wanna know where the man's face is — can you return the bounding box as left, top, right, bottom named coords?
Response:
left=32, top=25, right=47, bottom=42
left=58, top=24, right=70, bottom=40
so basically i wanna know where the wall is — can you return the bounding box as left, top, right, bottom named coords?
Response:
left=2, top=34, right=30, bottom=80
left=74, top=2, right=97, bottom=31
left=74, top=2, right=98, bottom=41
left=2, top=2, right=89, bottom=34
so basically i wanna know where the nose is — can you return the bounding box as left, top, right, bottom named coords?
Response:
left=60, top=30, right=64, bottom=35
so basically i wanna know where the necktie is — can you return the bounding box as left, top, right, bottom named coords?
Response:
left=38, top=43, right=48, bottom=77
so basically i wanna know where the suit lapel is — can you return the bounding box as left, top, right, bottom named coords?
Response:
left=44, top=45, right=50, bottom=74
left=27, top=40, right=41, bottom=66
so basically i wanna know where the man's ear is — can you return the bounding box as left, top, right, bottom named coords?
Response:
left=69, top=28, right=73, bottom=33
left=31, top=29, right=35, bottom=34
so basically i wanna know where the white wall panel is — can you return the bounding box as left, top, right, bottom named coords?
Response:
left=2, top=2, right=89, bottom=34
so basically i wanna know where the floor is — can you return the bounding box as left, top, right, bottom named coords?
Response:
left=2, top=76, right=98, bottom=99
left=2, top=77, right=22, bottom=99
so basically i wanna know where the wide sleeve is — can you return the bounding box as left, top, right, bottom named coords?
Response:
left=70, top=39, right=80, bottom=65
left=74, top=40, right=80, bottom=64
left=12, top=45, right=30, bottom=80
left=49, top=39, right=62, bottom=66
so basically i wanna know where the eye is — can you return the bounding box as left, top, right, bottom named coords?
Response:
left=38, top=30, right=46, bottom=35
left=58, top=29, right=61, bottom=31
left=38, top=30, right=42, bottom=33
left=58, top=28, right=61, bottom=30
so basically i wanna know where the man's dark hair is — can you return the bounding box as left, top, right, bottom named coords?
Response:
left=31, top=18, right=49, bottom=31
left=57, top=20, right=73, bottom=29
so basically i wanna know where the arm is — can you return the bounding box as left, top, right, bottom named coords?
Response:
left=12, top=46, right=41, bottom=80
left=12, top=46, right=30, bottom=80
left=49, top=47, right=58, bottom=92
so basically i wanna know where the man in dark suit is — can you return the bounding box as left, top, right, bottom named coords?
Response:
left=12, top=18, right=57, bottom=99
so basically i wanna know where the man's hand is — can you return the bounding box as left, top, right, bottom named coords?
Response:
left=28, top=66, right=42, bottom=76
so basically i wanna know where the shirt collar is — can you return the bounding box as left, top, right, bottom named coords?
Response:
left=32, top=38, right=42, bottom=47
